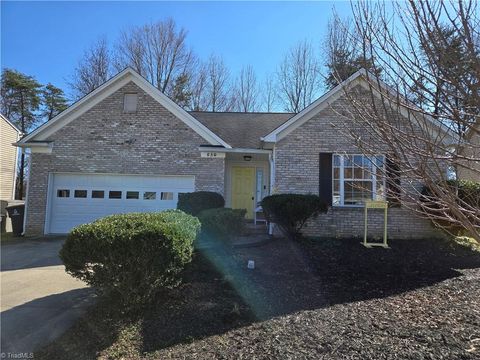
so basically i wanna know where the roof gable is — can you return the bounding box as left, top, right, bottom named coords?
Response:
left=262, top=69, right=456, bottom=143
left=191, top=112, right=294, bottom=149
left=1, top=114, right=22, bottom=134
left=18, top=68, right=231, bottom=148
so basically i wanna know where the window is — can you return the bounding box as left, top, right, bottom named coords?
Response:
left=160, top=192, right=173, bottom=200
left=57, top=189, right=70, bottom=198
left=109, top=191, right=122, bottom=199
left=74, top=190, right=87, bottom=198
left=126, top=191, right=139, bottom=199
left=144, top=192, right=156, bottom=200
left=123, top=93, right=138, bottom=113
left=333, top=154, right=385, bottom=206
left=92, top=190, right=104, bottom=199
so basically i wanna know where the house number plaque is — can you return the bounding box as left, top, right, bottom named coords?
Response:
left=200, top=151, right=226, bottom=158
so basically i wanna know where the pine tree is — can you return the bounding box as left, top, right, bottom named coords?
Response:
left=0, top=68, right=42, bottom=199
left=324, top=17, right=382, bottom=90
left=325, top=51, right=381, bottom=90
left=170, top=73, right=192, bottom=108
left=42, top=83, right=68, bottom=120
left=1, top=69, right=42, bottom=131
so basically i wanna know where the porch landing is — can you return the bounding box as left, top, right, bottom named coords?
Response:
left=233, top=222, right=272, bottom=248
left=196, top=222, right=272, bottom=250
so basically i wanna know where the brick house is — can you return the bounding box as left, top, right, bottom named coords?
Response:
left=16, top=68, right=450, bottom=238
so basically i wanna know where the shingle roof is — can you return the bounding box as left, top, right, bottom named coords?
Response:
left=189, top=112, right=295, bottom=149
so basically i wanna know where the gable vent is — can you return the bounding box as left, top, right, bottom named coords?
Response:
left=123, top=93, right=138, bottom=113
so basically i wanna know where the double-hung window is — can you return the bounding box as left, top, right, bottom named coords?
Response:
left=333, top=154, right=386, bottom=206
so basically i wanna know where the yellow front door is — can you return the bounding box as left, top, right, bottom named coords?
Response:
left=231, top=166, right=255, bottom=219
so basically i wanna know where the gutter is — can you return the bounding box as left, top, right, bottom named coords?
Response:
left=198, top=146, right=272, bottom=154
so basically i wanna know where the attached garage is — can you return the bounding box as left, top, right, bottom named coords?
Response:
left=45, top=173, right=195, bottom=234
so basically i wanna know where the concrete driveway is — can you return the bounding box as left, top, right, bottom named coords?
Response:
left=1, top=237, right=95, bottom=355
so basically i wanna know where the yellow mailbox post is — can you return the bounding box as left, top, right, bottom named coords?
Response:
left=363, top=200, right=389, bottom=248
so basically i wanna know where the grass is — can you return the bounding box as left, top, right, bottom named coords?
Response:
left=36, top=236, right=480, bottom=359
left=0, top=232, right=24, bottom=244
left=1, top=232, right=60, bottom=244
left=454, top=235, right=480, bottom=252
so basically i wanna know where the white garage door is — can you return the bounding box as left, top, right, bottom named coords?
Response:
left=47, top=173, right=195, bottom=234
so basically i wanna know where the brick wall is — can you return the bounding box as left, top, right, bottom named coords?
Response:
left=25, top=82, right=224, bottom=235
left=274, top=87, right=444, bottom=240
left=300, top=207, right=441, bottom=239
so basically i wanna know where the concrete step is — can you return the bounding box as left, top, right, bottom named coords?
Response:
left=244, top=222, right=269, bottom=236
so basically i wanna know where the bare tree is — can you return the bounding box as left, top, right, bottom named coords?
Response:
left=205, top=54, right=232, bottom=112
left=261, top=74, right=277, bottom=112
left=277, top=40, right=321, bottom=112
left=334, top=0, right=480, bottom=240
left=114, top=26, right=145, bottom=75
left=234, top=65, right=258, bottom=112
left=70, top=37, right=111, bottom=99
left=189, top=62, right=209, bottom=111
left=114, top=18, right=195, bottom=102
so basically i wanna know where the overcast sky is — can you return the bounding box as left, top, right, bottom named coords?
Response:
left=1, top=1, right=354, bottom=98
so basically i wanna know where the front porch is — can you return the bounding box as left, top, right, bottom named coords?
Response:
left=200, top=146, right=272, bottom=221
left=224, top=150, right=270, bottom=220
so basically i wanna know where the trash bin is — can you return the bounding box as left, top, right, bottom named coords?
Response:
left=6, top=204, right=25, bottom=235
left=0, top=214, right=6, bottom=233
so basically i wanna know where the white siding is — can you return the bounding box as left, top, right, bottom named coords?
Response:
left=0, top=118, right=20, bottom=201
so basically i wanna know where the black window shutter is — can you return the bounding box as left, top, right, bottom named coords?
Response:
left=386, top=156, right=401, bottom=207
left=319, top=153, right=333, bottom=206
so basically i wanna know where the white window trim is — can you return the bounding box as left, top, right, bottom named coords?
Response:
left=332, top=154, right=386, bottom=207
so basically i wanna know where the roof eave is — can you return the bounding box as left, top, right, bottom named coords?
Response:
left=18, top=68, right=232, bottom=149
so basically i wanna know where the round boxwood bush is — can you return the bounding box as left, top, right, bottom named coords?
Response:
left=197, top=208, right=246, bottom=242
left=261, top=194, right=328, bottom=239
left=177, top=191, right=225, bottom=215
left=59, top=210, right=200, bottom=307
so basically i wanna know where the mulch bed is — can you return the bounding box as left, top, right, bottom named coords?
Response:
left=36, top=237, right=480, bottom=359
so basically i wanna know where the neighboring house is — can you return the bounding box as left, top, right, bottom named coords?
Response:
left=16, top=68, right=448, bottom=238
left=1, top=114, right=21, bottom=201
left=458, top=120, right=480, bottom=181
left=1, top=114, right=21, bottom=232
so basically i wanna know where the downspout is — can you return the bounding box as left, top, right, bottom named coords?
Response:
left=269, top=146, right=276, bottom=194
left=12, top=132, right=21, bottom=200
left=268, top=146, right=276, bottom=235
left=21, top=148, right=31, bottom=236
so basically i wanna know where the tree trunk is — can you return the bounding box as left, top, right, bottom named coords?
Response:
left=18, top=152, right=24, bottom=200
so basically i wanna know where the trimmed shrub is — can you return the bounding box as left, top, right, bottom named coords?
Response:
left=421, top=180, right=480, bottom=236
left=261, top=194, right=328, bottom=239
left=59, top=210, right=200, bottom=307
left=197, top=208, right=246, bottom=242
left=177, top=191, right=225, bottom=216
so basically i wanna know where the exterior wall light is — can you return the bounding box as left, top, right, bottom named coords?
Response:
left=243, top=155, right=252, bottom=161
